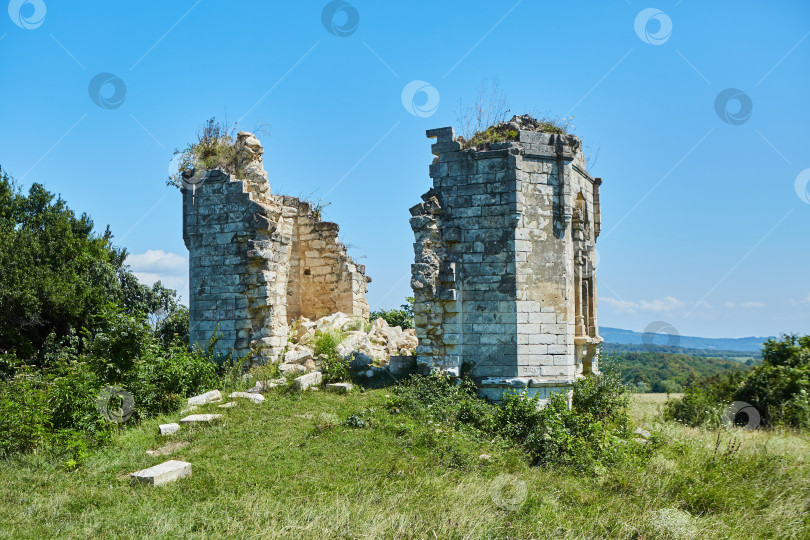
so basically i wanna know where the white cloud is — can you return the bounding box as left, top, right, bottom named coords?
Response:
left=125, top=250, right=189, bottom=304
left=740, top=301, right=766, bottom=309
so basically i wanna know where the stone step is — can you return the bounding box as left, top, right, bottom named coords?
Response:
left=131, top=460, right=192, bottom=486
left=218, top=401, right=238, bottom=408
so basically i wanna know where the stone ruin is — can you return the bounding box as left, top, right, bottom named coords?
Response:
left=182, top=132, right=370, bottom=364
left=410, top=116, right=603, bottom=403
left=182, top=116, right=603, bottom=404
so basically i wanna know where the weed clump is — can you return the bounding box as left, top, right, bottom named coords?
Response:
left=458, top=114, right=573, bottom=150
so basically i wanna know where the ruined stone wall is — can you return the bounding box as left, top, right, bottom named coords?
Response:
left=183, top=132, right=369, bottom=365
left=410, top=125, right=602, bottom=403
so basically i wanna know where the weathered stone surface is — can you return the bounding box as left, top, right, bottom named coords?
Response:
left=279, top=363, right=306, bottom=375
left=284, top=349, right=313, bottom=364
left=182, top=133, right=370, bottom=366
left=180, top=414, right=223, bottom=424
left=218, top=401, right=238, bottom=408
left=294, top=371, right=323, bottom=390
left=131, top=460, right=192, bottom=486
left=187, top=390, right=222, bottom=406
left=248, top=378, right=286, bottom=393
left=229, top=391, right=265, bottom=403
left=412, top=118, right=603, bottom=402
left=146, top=441, right=189, bottom=456
left=325, top=382, right=353, bottom=393
left=158, top=423, right=181, bottom=435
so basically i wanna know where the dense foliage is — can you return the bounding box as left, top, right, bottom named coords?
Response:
left=609, top=350, right=749, bottom=393
left=389, top=367, right=641, bottom=470
left=0, top=168, right=225, bottom=465
left=667, top=334, right=810, bottom=428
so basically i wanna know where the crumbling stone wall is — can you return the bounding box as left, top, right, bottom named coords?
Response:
left=183, top=132, right=370, bottom=364
left=410, top=121, right=602, bottom=403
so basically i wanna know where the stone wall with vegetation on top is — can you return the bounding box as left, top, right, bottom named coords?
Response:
left=183, top=132, right=370, bottom=365
left=410, top=116, right=603, bottom=403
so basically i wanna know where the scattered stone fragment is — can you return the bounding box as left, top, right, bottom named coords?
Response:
left=180, top=405, right=198, bottom=414
left=180, top=414, right=223, bottom=424
left=279, top=363, right=306, bottom=375
left=284, top=349, right=313, bottom=364
left=634, top=428, right=651, bottom=439
left=218, top=401, right=238, bottom=408
left=146, top=441, right=189, bottom=457
left=294, top=371, right=323, bottom=390
left=159, top=423, right=181, bottom=435
left=130, top=460, right=192, bottom=486
left=325, top=382, right=353, bottom=393
left=230, top=391, right=265, bottom=403
left=248, top=378, right=286, bottom=393
left=187, top=389, right=222, bottom=406
left=479, top=454, right=492, bottom=461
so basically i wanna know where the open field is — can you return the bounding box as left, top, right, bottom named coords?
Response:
left=0, top=391, right=808, bottom=539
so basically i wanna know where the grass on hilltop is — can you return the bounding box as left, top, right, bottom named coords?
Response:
left=0, top=390, right=808, bottom=539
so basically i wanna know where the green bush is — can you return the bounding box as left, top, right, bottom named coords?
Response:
left=0, top=367, right=50, bottom=456
left=666, top=335, right=810, bottom=428
left=313, top=330, right=348, bottom=383
left=370, top=297, right=413, bottom=329
left=391, top=370, right=635, bottom=470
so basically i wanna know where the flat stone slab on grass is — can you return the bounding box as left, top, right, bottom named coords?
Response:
left=187, top=389, right=222, bottom=406
left=180, top=414, right=223, bottom=424
left=218, top=401, right=237, bottom=408
left=229, top=391, right=265, bottom=403
left=131, top=460, right=192, bottom=486
left=325, top=382, right=353, bottom=393
left=146, top=441, right=189, bottom=457
left=294, top=371, right=323, bottom=390
left=159, top=423, right=181, bottom=435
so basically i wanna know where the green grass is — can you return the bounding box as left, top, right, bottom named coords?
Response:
left=0, top=391, right=808, bottom=538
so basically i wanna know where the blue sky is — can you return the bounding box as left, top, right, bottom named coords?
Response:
left=2, top=0, right=809, bottom=339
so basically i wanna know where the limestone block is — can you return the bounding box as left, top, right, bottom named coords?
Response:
left=294, top=371, right=323, bottom=390
left=130, top=460, right=192, bottom=486
left=218, top=401, right=237, bottom=408
left=229, top=392, right=265, bottom=403
left=187, top=389, right=222, bottom=406
left=158, top=423, right=180, bottom=436
left=179, top=414, right=223, bottom=424
left=325, top=382, right=353, bottom=393
left=285, top=349, right=314, bottom=364
left=279, top=363, right=306, bottom=375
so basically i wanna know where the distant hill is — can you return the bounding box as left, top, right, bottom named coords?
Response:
left=600, top=326, right=771, bottom=353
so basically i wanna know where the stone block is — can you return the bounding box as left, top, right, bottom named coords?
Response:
left=229, top=392, right=265, bottom=403
left=179, top=414, right=223, bottom=424
left=131, top=460, right=192, bottom=486
left=158, top=423, right=180, bottom=436
left=187, top=390, right=222, bottom=406
left=294, top=371, right=323, bottom=390
left=325, top=382, right=353, bottom=393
